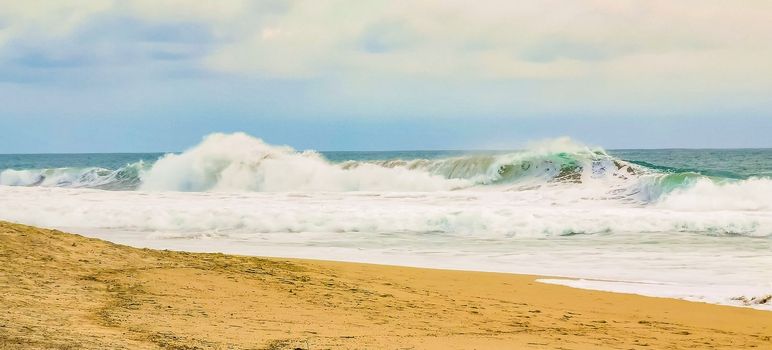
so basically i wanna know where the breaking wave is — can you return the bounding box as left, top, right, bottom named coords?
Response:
left=139, top=133, right=468, bottom=192
left=2, top=132, right=771, bottom=208
left=2, top=133, right=770, bottom=310
left=0, top=162, right=146, bottom=190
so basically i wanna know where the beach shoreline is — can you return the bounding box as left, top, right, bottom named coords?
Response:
left=1, top=221, right=770, bottom=349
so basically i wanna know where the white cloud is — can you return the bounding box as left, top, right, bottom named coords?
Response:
left=1, top=0, right=771, bottom=113
left=193, top=0, right=772, bottom=85
left=0, top=1, right=111, bottom=45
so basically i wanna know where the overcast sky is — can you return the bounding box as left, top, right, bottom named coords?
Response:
left=1, top=1, right=771, bottom=152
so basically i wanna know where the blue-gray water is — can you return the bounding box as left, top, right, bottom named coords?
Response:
left=1, top=149, right=771, bottom=175
left=1, top=134, right=771, bottom=309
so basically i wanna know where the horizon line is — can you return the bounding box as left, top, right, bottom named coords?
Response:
left=1, top=146, right=772, bottom=156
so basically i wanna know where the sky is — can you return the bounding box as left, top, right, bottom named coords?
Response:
left=1, top=0, right=771, bottom=152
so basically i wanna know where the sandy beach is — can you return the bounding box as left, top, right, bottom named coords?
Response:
left=1, top=221, right=770, bottom=349
left=3, top=1, right=771, bottom=348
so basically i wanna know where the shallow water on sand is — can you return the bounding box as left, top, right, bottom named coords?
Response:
left=1, top=133, right=770, bottom=309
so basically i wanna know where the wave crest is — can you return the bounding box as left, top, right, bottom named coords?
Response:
left=2, top=132, right=771, bottom=212
left=0, top=163, right=144, bottom=190
left=140, top=133, right=469, bottom=192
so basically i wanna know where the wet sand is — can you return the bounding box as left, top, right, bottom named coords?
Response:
left=1, top=221, right=770, bottom=349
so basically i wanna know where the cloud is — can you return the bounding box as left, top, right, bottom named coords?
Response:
left=193, top=0, right=772, bottom=86
left=0, top=0, right=771, bottom=115
left=358, top=19, right=419, bottom=54
left=0, top=5, right=220, bottom=83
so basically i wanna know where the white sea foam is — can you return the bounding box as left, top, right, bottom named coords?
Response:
left=0, top=184, right=770, bottom=310
left=2, top=186, right=769, bottom=238
left=0, top=164, right=144, bottom=189
left=0, top=169, right=44, bottom=186
left=140, top=133, right=469, bottom=192
left=135, top=133, right=649, bottom=194
left=657, top=177, right=772, bottom=211
left=1, top=133, right=771, bottom=310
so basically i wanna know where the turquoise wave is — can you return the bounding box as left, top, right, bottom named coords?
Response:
left=1, top=143, right=769, bottom=205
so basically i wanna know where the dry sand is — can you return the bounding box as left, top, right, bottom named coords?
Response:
left=1, top=221, right=770, bottom=349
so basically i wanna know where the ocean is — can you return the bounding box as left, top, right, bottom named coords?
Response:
left=1, top=132, right=770, bottom=309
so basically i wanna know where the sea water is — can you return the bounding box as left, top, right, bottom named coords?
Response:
left=1, top=133, right=770, bottom=309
